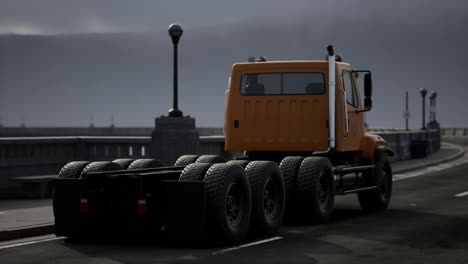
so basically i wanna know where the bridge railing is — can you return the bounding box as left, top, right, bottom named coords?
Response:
left=441, top=128, right=468, bottom=137
left=0, top=135, right=231, bottom=196
left=0, top=129, right=440, bottom=196
left=0, top=137, right=150, bottom=168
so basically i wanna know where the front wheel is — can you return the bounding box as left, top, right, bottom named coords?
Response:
left=358, top=151, right=392, bottom=211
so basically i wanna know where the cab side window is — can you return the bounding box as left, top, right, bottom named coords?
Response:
left=342, top=70, right=358, bottom=107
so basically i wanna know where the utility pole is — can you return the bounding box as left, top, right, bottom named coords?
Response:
left=430, top=92, right=437, bottom=122
left=110, top=114, right=115, bottom=128
left=420, top=88, right=427, bottom=130
left=405, top=91, right=409, bottom=131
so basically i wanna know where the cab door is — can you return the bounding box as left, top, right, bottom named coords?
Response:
left=340, top=68, right=364, bottom=151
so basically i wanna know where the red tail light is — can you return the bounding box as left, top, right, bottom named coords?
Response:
left=80, top=196, right=89, bottom=213
left=137, top=198, right=147, bottom=216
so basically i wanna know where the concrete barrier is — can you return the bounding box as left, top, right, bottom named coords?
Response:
left=369, top=129, right=441, bottom=162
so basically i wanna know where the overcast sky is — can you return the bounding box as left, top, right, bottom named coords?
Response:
left=0, top=0, right=467, bottom=128
left=1, top=0, right=465, bottom=35
left=0, top=0, right=311, bottom=34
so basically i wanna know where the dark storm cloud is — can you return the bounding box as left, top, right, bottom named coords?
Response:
left=0, top=0, right=467, bottom=128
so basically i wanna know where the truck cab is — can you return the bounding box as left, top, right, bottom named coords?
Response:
left=224, top=53, right=389, bottom=160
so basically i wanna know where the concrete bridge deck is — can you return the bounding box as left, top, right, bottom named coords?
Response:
left=0, top=139, right=467, bottom=264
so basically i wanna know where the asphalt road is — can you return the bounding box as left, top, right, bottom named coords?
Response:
left=1, top=140, right=468, bottom=264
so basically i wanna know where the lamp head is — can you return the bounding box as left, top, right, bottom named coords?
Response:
left=168, top=24, right=183, bottom=45
left=420, top=88, right=428, bottom=97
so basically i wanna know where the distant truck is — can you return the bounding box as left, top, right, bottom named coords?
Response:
left=53, top=45, right=393, bottom=245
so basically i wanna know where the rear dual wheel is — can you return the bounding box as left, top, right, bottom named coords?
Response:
left=279, top=156, right=305, bottom=219
left=58, top=161, right=91, bottom=179
left=179, top=163, right=212, bottom=181
left=80, top=161, right=123, bottom=178
left=179, top=161, right=285, bottom=243
left=245, top=161, right=285, bottom=236
left=174, top=155, right=200, bottom=167
left=174, top=155, right=226, bottom=167
left=127, top=159, right=165, bottom=170
left=203, top=163, right=251, bottom=244
left=226, top=160, right=250, bottom=168
left=112, top=159, right=135, bottom=170
left=179, top=163, right=251, bottom=244
left=296, top=157, right=335, bottom=223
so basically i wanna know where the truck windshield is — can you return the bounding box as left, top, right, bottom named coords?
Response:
left=240, top=72, right=325, bottom=95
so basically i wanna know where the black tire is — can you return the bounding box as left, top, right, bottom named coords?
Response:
left=358, top=151, right=392, bottom=211
left=245, top=161, right=285, bottom=236
left=58, top=161, right=91, bottom=179
left=226, top=160, right=250, bottom=168
left=204, top=163, right=251, bottom=245
left=112, top=159, right=135, bottom=169
left=296, top=157, right=335, bottom=223
left=179, top=163, right=212, bottom=181
left=174, top=155, right=200, bottom=167
left=279, top=156, right=305, bottom=218
left=196, top=155, right=226, bottom=164
left=81, top=161, right=123, bottom=177
left=127, top=159, right=165, bottom=170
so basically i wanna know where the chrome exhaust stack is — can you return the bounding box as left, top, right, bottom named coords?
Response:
left=327, top=45, right=336, bottom=150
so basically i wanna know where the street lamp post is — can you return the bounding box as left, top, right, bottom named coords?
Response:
left=150, top=24, right=199, bottom=164
left=430, top=91, right=437, bottom=122
left=420, top=88, right=428, bottom=130
left=168, top=24, right=183, bottom=117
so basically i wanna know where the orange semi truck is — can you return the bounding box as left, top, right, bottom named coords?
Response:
left=53, top=45, right=393, bottom=245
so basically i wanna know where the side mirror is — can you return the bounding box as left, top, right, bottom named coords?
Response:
left=354, top=70, right=373, bottom=112
left=364, top=97, right=372, bottom=109
left=364, top=73, right=372, bottom=97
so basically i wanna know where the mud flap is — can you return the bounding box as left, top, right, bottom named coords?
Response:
left=161, top=180, right=207, bottom=244
left=53, top=178, right=87, bottom=237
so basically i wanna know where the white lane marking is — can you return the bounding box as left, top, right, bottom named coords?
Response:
left=454, top=191, right=468, bottom=197
left=0, top=237, right=64, bottom=250
left=393, top=158, right=468, bottom=182
left=211, top=236, right=283, bottom=255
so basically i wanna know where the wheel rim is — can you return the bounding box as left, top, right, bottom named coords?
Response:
left=379, top=168, right=391, bottom=200
left=318, top=171, right=331, bottom=211
left=226, top=184, right=244, bottom=228
left=263, top=177, right=279, bottom=222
